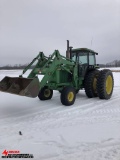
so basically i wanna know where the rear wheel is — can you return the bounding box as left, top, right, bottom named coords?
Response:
left=38, top=86, right=53, bottom=100
left=97, top=69, right=114, bottom=99
left=60, top=86, right=76, bottom=106
left=84, top=70, right=100, bottom=98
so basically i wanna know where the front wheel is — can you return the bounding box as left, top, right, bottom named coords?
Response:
left=60, top=86, right=76, bottom=106
left=38, top=87, right=53, bottom=100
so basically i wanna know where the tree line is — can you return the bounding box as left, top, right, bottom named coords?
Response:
left=0, top=60, right=120, bottom=70
left=100, top=60, right=120, bottom=68
left=0, top=64, right=34, bottom=70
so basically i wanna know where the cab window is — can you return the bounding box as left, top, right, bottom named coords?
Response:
left=89, top=53, right=95, bottom=65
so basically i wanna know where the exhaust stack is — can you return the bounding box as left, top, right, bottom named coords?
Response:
left=66, top=40, right=70, bottom=58
left=66, top=40, right=73, bottom=59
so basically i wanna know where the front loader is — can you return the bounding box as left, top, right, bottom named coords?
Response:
left=0, top=41, right=114, bottom=106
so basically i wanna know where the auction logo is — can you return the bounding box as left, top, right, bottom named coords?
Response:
left=2, top=150, right=34, bottom=158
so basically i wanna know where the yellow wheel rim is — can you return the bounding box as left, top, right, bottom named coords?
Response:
left=68, top=92, right=74, bottom=102
left=93, top=77, right=97, bottom=93
left=106, top=75, right=113, bottom=95
left=44, top=89, right=51, bottom=97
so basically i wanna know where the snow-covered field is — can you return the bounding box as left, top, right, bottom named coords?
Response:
left=0, top=69, right=120, bottom=160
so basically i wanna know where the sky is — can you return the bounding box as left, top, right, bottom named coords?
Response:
left=0, top=0, right=120, bottom=66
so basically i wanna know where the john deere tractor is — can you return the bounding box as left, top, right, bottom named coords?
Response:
left=0, top=40, right=114, bottom=106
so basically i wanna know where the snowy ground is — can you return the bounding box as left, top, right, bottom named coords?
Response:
left=0, top=69, right=120, bottom=160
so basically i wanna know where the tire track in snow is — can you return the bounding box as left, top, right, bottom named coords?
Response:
left=0, top=92, right=120, bottom=132
left=0, top=87, right=120, bottom=143
left=0, top=85, right=119, bottom=123
left=0, top=91, right=120, bottom=123
left=1, top=96, right=120, bottom=139
left=34, top=139, right=120, bottom=160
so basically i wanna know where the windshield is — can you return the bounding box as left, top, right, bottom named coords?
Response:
left=79, top=52, right=88, bottom=64
left=72, top=51, right=88, bottom=64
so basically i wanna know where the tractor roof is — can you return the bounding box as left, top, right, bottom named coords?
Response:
left=72, top=48, right=98, bottom=55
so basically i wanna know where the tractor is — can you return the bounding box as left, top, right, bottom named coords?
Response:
left=0, top=40, right=114, bottom=106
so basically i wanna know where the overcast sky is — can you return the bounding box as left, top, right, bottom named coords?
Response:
left=0, top=0, right=120, bottom=66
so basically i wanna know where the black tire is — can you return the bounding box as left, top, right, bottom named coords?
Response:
left=38, top=86, right=53, bottom=100
left=97, top=69, right=114, bottom=99
left=76, top=89, right=79, bottom=94
left=60, top=86, right=76, bottom=106
left=84, top=70, right=100, bottom=98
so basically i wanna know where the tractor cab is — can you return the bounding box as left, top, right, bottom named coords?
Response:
left=71, top=48, right=98, bottom=77
left=71, top=48, right=97, bottom=65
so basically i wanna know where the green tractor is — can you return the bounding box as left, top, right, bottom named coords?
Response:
left=0, top=41, right=114, bottom=106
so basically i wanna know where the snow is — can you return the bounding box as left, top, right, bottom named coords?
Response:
left=0, top=69, right=120, bottom=160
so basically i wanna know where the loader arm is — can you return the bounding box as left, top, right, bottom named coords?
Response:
left=38, top=50, right=79, bottom=90
left=0, top=50, right=79, bottom=98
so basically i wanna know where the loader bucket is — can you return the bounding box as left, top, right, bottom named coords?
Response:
left=0, top=76, right=40, bottom=98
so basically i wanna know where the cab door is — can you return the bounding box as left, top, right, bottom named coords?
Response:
left=78, top=51, right=89, bottom=77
